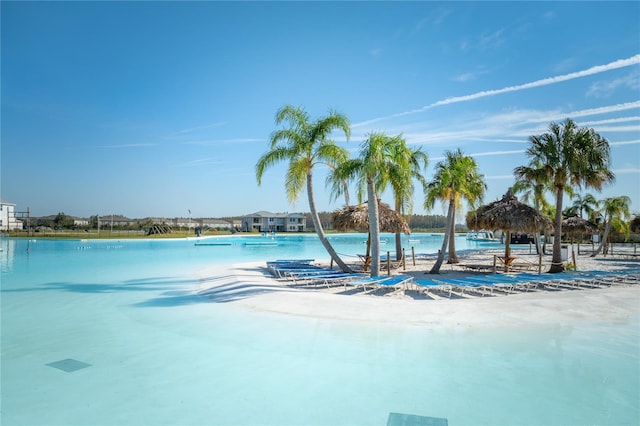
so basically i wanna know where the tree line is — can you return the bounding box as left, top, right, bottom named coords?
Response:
left=256, top=104, right=634, bottom=275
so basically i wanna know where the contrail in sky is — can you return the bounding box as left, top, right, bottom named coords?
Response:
left=354, top=54, right=640, bottom=128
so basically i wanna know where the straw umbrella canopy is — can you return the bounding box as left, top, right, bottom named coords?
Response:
left=332, top=200, right=411, bottom=234
left=561, top=215, right=599, bottom=262
left=466, top=188, right=552, bottom=261
left=562, top=215, right=598, bottom=238
left=332, top=200, right=410, bottom=262
left=630, top=215, right=640, bottom=233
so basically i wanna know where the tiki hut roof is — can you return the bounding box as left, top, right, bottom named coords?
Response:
left=562, top=215, right=598, bottom=235
left=631, top=215, right=640, bottom=233
left=331, top=201, right=411, bottom=235
left=466, top=188, right=552, bottom=233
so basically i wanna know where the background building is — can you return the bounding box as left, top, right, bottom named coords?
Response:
left=241, top=211, right=306, bottom=233
left=0, top=200, right=23, bottom=231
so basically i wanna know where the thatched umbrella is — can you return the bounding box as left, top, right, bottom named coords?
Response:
left=467, top=188, right=552, bottom=264
left=562, top=215, right=598, bottom=238
left=332, top=200, right=410, bottom=265
left=332, top=200, right=411, bottom=235
left=562, top=215, right=598, bottom=260
left=630, top=215, right=640, bottom=233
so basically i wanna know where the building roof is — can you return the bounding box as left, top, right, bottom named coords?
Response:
left=245, top=211, right=305, bottom=218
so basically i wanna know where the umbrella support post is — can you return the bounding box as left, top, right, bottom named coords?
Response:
left=387, top=251, right=391, bottom=276
left=402, top=248, right=406, bottom=271
left=538, top=253, right=543, bottom=274
left=411, top=246, right=416, bottom=266
left=492, top=255, right=497, bottom=273
left=572, top=248, right=577, bottom=270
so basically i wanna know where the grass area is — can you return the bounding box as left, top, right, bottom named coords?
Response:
left=6, top=229, right=236, bottom=239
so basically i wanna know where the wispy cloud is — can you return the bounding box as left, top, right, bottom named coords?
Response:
left=353, top=55, right=640, bottom=128
left=586, top=72, right=640, bottom=98
left=478, top=28, right=505, bottom=50
left=413, top=8, right=451, bottom=34
left=385, top=101, right=639, bottom=149
left=430, top=55, right=640, bottom=108
left=98, top=143, right=155, bottom=148
left=172, top=122, right=226, bottom=135
left=182, top=138, right=265, bottom=146
left=610, top=140, right=640, bottom=146
left=469, top=149, right=526, bottom=158
left=580, top=116, right=640, bottom=126
left=453, top=72, right=477, bottom=82
left=170, top=158, right=223, bottom=168
left=612, top=167, right=640, bottom=174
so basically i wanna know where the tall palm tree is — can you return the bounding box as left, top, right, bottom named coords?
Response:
left=515, top=118, right=615, bottom=272
left=332, top=132, right=405, bottom=276
left=388, top=142, right=428, bottom=260
left=425, top=149, right=486, bottom=274
left=572, top=193, right=599, bottom=220
left=255, top=105, right=352, bottom=272
left=513, top=158, right=551, bottom=254
left=591, top=195, right=631, bottom=256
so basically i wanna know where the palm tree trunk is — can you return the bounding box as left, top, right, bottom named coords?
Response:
left=591, top=221, right=610, bottom=257
left=532, top=199, right=543, bottom=255
left=430, top=199, right=455, bottom=274
left=505, top=231, right=512, bottom=258
left=307, top=174, right=352, bottom=272
left=367, top=181, right=381, bottom=277
left=394, top=199, right=403, bottom=261
left=549, top=187, right=565, bottom=273
left=447, top=213, right=459, bottom=264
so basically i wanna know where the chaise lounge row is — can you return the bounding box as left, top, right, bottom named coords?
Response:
left=416, top=270, right=639, bottom=299
left=266, top=259, right=415, bottom=292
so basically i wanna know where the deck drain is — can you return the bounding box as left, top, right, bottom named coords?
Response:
left=46, top=358, right=91, bottom=372
left=387, top=412, right=448, bottom=426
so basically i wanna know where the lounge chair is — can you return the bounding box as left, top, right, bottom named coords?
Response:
left=412, top=279, right=456, bottom=298
left=343, top=274, right=413, bottom=292
left=431, top=277, right=493, bottom=297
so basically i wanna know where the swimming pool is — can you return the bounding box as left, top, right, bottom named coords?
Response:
left=1, top=234, right=638, bottom=425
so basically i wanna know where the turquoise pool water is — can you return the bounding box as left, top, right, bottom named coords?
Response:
left=1, top=234, right=638, bottom=425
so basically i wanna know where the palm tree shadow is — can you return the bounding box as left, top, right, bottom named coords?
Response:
left=133, top=266, right=296, bottom=307
left=2, top=276, right=194, bottom=294
left=133, top=280, right=295, bottom=307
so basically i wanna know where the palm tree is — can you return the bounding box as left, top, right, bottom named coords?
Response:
left=332, top=132, right=405, bottom=276
left=513, top=158, right=551, bottom=255
left=515, top=118, right=615, bottom=272
left=591, top=195, right=631, bottom=256
left=255, top=105, right=353, bottom=272
left=425, top=149, right=486, bottom=273
left=572, top=193, right=599, bottom=220
left=388, top=142, right=428, bottom=260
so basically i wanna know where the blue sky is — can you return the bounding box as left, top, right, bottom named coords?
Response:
left=2, top=1, right=639, bottom=220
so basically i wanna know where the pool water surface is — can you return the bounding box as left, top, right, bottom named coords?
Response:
left=1, top=235, right=638, bottom=425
